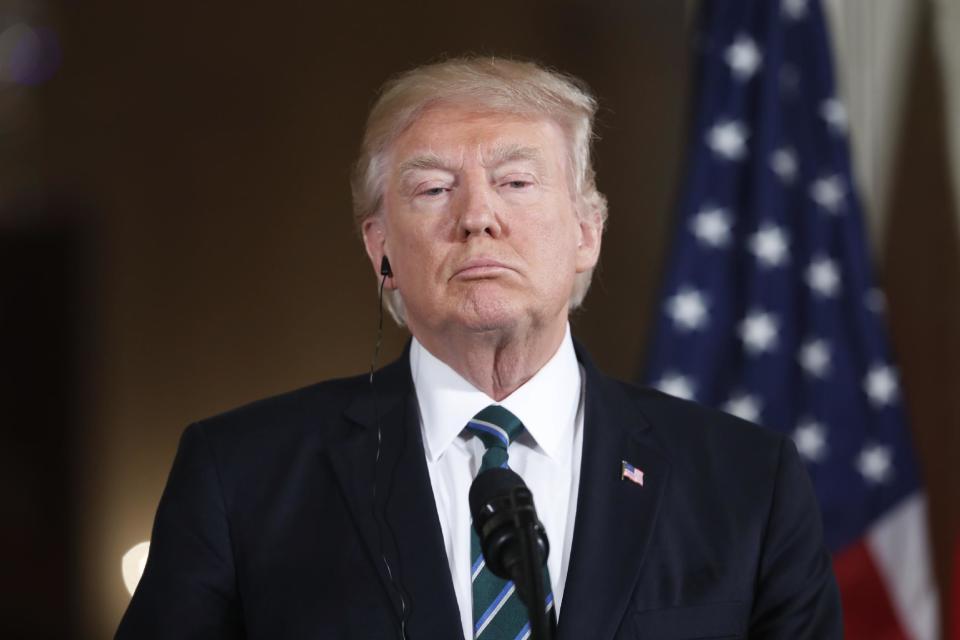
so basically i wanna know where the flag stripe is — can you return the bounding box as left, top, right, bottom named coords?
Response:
left=865, top=494, right=939, bottom=640
left=833, top=539, right=905, bottom=639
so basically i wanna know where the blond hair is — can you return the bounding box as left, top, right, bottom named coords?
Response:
left=351, top=57, right=607, bottom=324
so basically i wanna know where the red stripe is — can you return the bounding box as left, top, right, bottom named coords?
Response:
left=833, top=540, right=908, bottom=640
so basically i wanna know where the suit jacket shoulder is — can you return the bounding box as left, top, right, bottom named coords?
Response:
left=590, top=380, right=842, bottom=639
left=196, top=371, right=370, bottom=453
left=117, top=357, right=429, bottom=639
left=628, top=383, right=789, bottom=510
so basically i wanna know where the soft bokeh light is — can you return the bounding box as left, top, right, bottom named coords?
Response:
left=0, top=22, right=60, bottom=85
left=121, top=541, right=150, bottom=597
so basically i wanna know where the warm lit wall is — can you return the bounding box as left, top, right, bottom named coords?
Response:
left=932, top=0, right=960, bottom=226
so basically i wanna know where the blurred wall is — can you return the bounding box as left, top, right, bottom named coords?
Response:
left=933, top=0, right=960, bottom=221
left=881, top=4, right=960, bottom=632
left=7, top=0, right=955, bottom=637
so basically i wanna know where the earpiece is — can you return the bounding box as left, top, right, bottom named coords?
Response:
left=370, top=252, right=408, bottom=638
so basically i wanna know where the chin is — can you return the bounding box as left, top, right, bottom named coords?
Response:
left=453, top=293, right=523, bottom=333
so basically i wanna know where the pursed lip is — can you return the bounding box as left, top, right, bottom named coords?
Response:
left=451, top=257, right=515, bottom=280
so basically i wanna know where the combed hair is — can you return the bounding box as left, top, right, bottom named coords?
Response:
left=351, top=56, right=608, bottom=325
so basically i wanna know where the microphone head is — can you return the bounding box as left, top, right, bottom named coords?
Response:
left=469, top=467, right=524, bottom=521
left=469, top=467, right=549, bottom=581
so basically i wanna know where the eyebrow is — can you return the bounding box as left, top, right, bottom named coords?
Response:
left=396, top=144, right=545, bottom=180
left=397, top=152, right=459, bottom=178
left=480, top=143, right=544, bottom=169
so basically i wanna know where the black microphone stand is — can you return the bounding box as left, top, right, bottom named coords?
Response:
left=471, top=468, right=557, bottom=640
left=508, top=489, right=557, bottom=640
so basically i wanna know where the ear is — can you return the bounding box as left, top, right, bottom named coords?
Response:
left=574, top=207, right=603, bottom=273
left=361, top=215, right=397, bottom=289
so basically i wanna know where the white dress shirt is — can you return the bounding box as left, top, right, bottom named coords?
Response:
left=410, top=325, right=585, bottom=640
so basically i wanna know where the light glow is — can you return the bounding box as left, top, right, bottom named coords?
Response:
left=122, top=541, right=150, bottom=596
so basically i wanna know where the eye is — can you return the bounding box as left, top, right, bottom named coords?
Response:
left=498, top=172, right=537, bottom=191
left=419, top=186, right=449, bottom=197
left=500, top=177, right=537, bottom=191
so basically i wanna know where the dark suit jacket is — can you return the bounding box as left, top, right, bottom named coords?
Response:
left=117, top=343, right=841, bottom=639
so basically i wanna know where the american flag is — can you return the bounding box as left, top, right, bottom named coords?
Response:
left=643, top=1, right=939, bottom=637
left=621, top=461, right=644, bottom=487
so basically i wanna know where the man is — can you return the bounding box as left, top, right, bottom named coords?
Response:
left=117, top=57, right=842, bottom=639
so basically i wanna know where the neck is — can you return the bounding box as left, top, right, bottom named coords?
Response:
left=415, top=320, right=568, bottom=401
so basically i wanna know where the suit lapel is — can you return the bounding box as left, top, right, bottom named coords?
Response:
left=327, top=351, right=464, bottom=639
left=557, top=346, right=670, bottom=640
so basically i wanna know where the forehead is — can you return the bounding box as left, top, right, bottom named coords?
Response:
left=388, top=104, right=568, bottom=168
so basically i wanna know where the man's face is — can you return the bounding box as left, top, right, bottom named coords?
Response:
left=363, top=104, right=601, bottom=341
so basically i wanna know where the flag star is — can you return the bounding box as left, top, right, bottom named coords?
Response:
left=666, top=288, right=710, bottom=331
left=689, top=205, right=733, bottom=248
left=806, top=256, right=842, bottom=297
left=810, top=175, right=847, bottom=213
left=782, top=0, right=809, bottom=20
left=739, top=310, right=780, bottom=355
left=707, top=120, right=749, bottom=160
left=864, top=364, right=899, bottom=407
left=723, top=393, right=762, bottom=423
left=725, top=34, right=763, bottom=82
left=654, top=373, right=696, bottom=401
left=855, top=443, right=894, bottom=484
left=748, top=224, right=790, bottom=268
left=793, top=419, right=829, bottom=462
left=820, top=98, right=848, bottom=134
left=770, top=147, right=799, bottom=183
left=798, top=338, right=831, bottom=378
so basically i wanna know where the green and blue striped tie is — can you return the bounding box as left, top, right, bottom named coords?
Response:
left=466, top=405, right=554, bottom=640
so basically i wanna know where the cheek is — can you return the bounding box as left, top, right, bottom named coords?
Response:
left=528, top=217, right=580, bottom=262
left=393, top=203, right=456, bottom=244
left=391, top=227, right=447, bottom=285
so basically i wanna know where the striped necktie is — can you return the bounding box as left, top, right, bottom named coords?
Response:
left=466, top=405, right=554, bottom=640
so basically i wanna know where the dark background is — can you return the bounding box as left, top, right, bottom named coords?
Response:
left=1, top=1, right=956, bottom=637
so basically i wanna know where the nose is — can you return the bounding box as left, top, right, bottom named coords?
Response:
left=457, top=177, right=502, bottom=240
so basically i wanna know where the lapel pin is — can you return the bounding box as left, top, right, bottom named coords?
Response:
left=621, top=460, right=644, bottom=486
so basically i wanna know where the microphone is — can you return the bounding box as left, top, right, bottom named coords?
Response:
left=469, top=467, right=556, bottom=639
left=469, top=468, right=549, bottom=580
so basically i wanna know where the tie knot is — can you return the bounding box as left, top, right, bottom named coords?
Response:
left=466, top=405, right=524, bottom=471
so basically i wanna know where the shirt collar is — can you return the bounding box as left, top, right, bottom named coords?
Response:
left=410, top=325, right=581, bottom=463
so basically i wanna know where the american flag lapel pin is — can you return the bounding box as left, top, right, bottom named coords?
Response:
left=621, top=460, right=644, bottom=486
